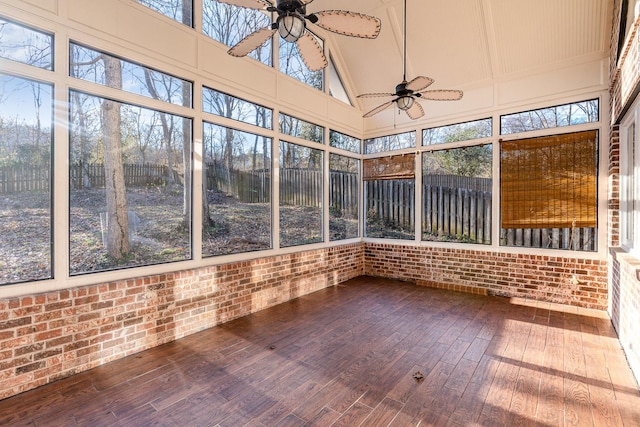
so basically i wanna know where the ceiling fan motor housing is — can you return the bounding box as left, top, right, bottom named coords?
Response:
left=277, top=0, right=306, bottom=14
left=395, top=82, right=412, bottom=97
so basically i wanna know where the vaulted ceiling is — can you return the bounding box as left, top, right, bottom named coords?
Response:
left=307, top=0, right=613, bottom=129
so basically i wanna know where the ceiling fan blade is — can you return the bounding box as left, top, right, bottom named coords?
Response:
left=296, top=32, right=328, bottom=71
left=312, top=11, right=381, bottom=39
left=405, top=76, right=434, bottom=92
left=357, top=92, right=396, bottom=99
left=300, top=0, right=315, bottom=4
left=363, top=100, right=394, bottom=118
left=216, top=0, right=272, bottom=10
left=418, top=89, right=464, bottom=101
left=405, top=100, right=425, bottom=120
left=228, top=27, right=276, bottom=57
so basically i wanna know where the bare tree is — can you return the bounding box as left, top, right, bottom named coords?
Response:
left=102, top=55, right=130, bottom=258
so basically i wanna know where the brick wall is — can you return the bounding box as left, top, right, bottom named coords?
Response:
left=365, top=243, right=608, bottom=309
left=0, top=243, right=364, bottom=400
left=608, top=0, right=640, bottom=385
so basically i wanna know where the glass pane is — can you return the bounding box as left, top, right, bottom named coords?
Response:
left=328, top=57, right=351, bottom=105
left=329, top=130, right=360, bottom=153
left=365, top=178, right=415, bottom=240
left=69, top=91, right=192, bottom=275
left=279, top=33, right=323, bottom=90
left=202, top=123, right=272, bottom=256
left=0, top=75, right=52, bottom=284
left=423, top=118, right=492, bottom=146
left=0, top=18, right=53, bottom=69
left=202, top=86, right=272, bottom=129
left=279, top=113, right=323, bottom=143
left=135, top=0, right=193, bottom=26
left=203, top=0, right=272, bottom=66
left=624, top=123, right=635, bottom=245
left=422, top=145, right=492, bottom=244
left=70, top=43, right=192, bottom=107
left=279, top=141, right=323, bottom=247
left=501, top=99, right=599, bottom=134
left=364, top=131, right=415, bottom=154
left=329, top=154, right=359, bottom=240
left=570, top=100, right=599, bottom=125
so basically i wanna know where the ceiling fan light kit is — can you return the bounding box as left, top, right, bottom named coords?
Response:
left=397, top=96, right=414, bottom=111
left=221, top=0, right=381, bottom=71
left=277, top=13, right=306, bottom=42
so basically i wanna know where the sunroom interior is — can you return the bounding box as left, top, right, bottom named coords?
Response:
left=1, top=0, right=640, bottom=422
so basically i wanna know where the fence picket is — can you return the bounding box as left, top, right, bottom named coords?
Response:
left=1, top=164, right=595, bottom=250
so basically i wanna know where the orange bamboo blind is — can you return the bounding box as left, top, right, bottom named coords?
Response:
left=363, top=154, right=415, bottom=181
left=500, top=130, right=598, bottom=229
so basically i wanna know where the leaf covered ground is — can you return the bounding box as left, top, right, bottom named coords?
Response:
left=1, top=187, right=358, bottom=285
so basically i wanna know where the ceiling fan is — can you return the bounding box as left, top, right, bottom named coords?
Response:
left=357, top=0, right=463, bottom=120
left=218, top=0, right=381, bottom=71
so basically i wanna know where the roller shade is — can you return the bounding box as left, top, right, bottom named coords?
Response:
left=363, top=154, right=415, bottom=181
left=500, top=130, right=598, bottom=229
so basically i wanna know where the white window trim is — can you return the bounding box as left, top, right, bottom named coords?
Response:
left=620, top=102, right=640, bottom=254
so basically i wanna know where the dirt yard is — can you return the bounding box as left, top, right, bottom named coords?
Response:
left=1, top=187, right=358, bottom=284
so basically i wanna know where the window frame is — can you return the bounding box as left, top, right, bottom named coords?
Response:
left=621, top=105, right=640, bottom=253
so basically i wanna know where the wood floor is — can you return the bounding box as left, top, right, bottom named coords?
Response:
left=1, top=276, right=639, bottom=426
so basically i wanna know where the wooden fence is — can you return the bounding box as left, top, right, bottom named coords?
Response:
left=70, top=163, right=179, bottom=189
left=206, top=164, right=358, bottom=213
left=501, top=227, right=596, bottom=251
left=0, top=163, right=181, bottom=193
left=0, top=164, right=51, bottom=193
left=0, top=163, right=598, bottom=251
left=206, top=164, right=271, bottom=204
left=365, top=180, right=415, bottom=230
left=422, top=175, right=492, bottom=244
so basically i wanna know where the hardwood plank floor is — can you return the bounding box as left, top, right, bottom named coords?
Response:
left=1, top=276, right=639, bottom=426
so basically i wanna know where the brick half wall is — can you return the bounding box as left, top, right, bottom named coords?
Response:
left=364, top=242, right=608, bottom=309
left=0, top=243, right=364, bottom=400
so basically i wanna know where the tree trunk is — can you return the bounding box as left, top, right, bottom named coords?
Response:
left=102, top=55, right=129, bottom=258
left=181, top=84, right=191, bottom=229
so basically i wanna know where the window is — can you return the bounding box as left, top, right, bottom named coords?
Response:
left=330, top=154, right=359, bottom=240
left=0, top=74, right=53, bottom=285
left=422, top=146, right=492, bottom=244
left=423, top=118, right=492, bottom=145
left=364, top=155, right=415, bottom=240
left=329, top=130, right=360, bottom=153
left=328, top=56, right=351, bottom=105
left=279, top=141, right=323, bottom=247
left=134, top=0, right=193, bottom=27
left=364, top=131, right=416, bottom=154
left=621, top=115, right=638, bottom=251
left=0, top=18, right=53, bottom=69
left=279, top=113, right=323, bottom=143
left=69, top=91, right=192, bottom=274
left=279, top=30, right=324, bottom=90
left=203, top=86, right=272, bottom=129
left=203, top=0, right=272, bottom=66
left=70, top=43, right=192, bottom=107
left=500, top=130, right=598, bottom=251
left=202, top=123, right=272, bottom=256
left=501, top=99, right=599, bottom=135
left=617, top=0, right=640, bottom=61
